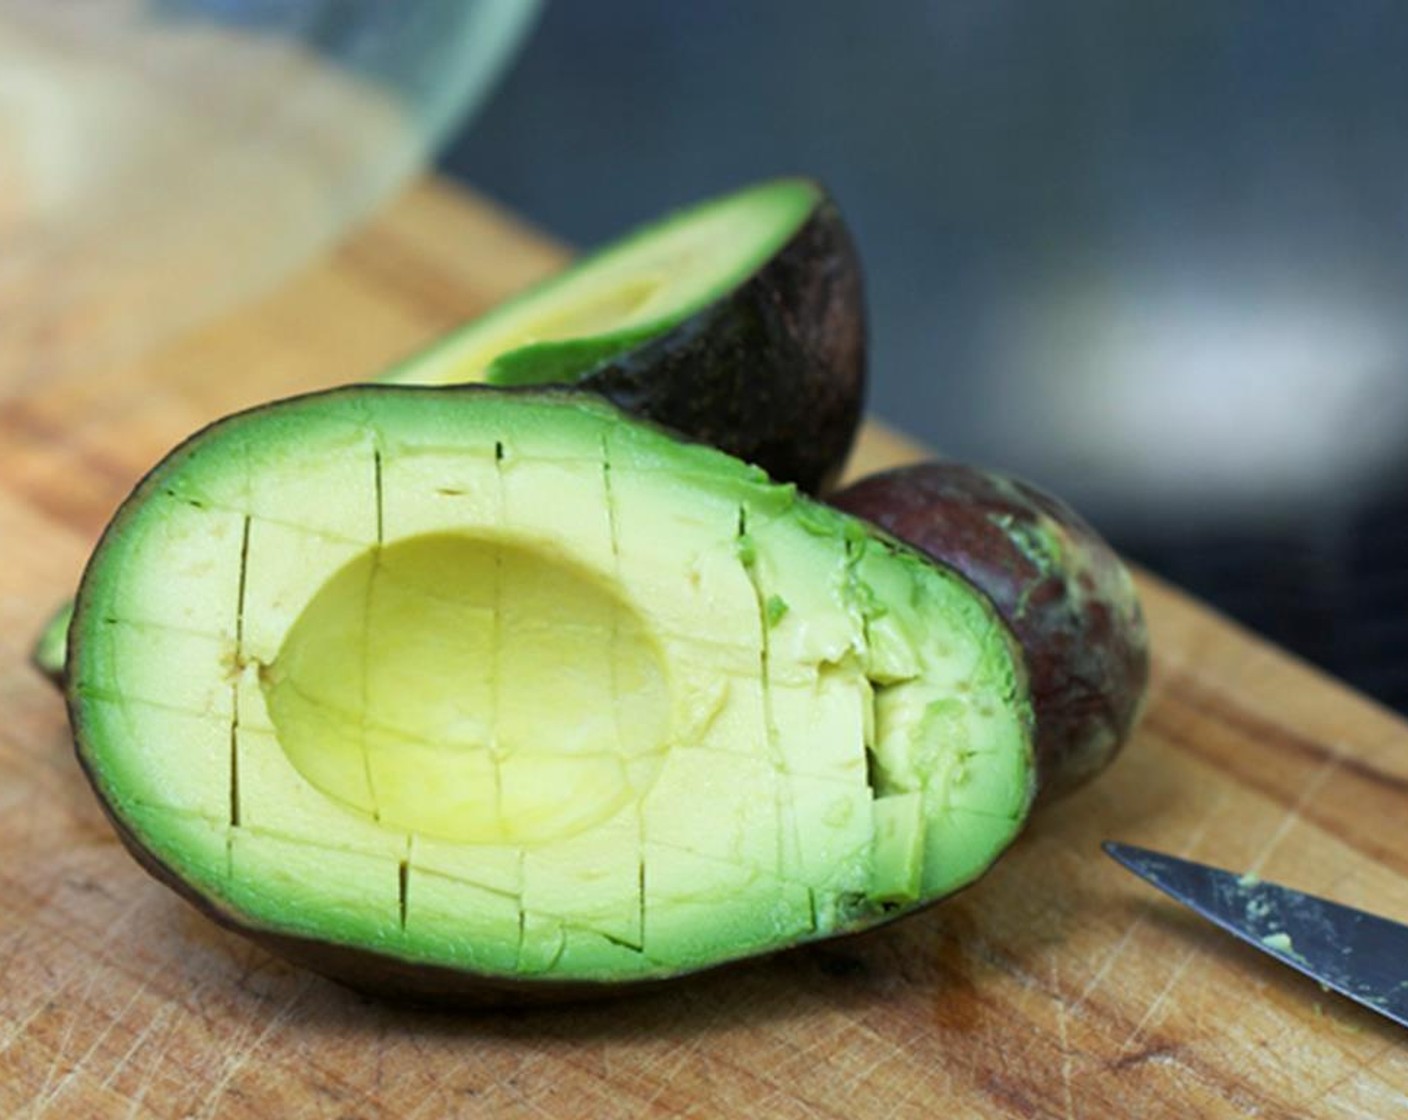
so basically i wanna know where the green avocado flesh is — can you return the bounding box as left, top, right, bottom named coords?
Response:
left=379, top=179, right=820, bottom=390
left=32, top=601, right=72, bottom=683
left=69, top=387, right=1032, bottom=985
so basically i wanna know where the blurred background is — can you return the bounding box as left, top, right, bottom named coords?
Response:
left=442, top=1, right=1408, bottom=714
left=6, top=1, right=1408, bottom=712
left=0, top=0, right=538, bottom=387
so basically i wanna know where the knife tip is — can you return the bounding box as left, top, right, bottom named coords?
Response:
left=1102, top=841, right=1166, bottom=877
left=1101, top=839, right=1135, bottom=863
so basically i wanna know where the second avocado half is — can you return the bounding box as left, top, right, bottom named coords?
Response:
left=385, top=177, right=865, bottom=495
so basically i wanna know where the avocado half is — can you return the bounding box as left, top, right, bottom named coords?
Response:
left=67, top=386, right=1031, bottom=1003
left=382, top=177, right=865, bottom=496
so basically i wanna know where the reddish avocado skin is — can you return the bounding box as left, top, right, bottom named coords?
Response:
left=832, top=462, right=1148, bottom=800
left=579, top=195, right=865, bottom=495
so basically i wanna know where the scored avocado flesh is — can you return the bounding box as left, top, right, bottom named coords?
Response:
left=379, top=179, right=820, bottom=389
left=69, top=388, right=1031, bottom=983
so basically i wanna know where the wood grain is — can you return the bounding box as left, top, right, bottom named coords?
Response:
left=2, top=178, right=1407, bottom=1119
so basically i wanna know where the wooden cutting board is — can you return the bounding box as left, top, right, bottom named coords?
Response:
left=2, top=179, right=1406, bottom=1120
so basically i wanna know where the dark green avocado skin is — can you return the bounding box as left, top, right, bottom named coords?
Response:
left=579, top=197, right=865, bottom=496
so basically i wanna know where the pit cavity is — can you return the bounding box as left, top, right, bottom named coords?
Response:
left=262, top=532, right=671, bottom=845
left=519, top=276, right=664, bottom=345
left=454, top=277, right=665, bottom=383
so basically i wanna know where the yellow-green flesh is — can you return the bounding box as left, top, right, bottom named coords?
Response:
left=33, top=600, right=72, bottom=682
left=70, top=390, right=1031, bottom=981
left=379, top=179, right=819, bottom=389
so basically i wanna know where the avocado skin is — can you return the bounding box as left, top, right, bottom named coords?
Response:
left=832, top=462, right=1149, bottom=800
left=575, top=196, right=865, bottom=495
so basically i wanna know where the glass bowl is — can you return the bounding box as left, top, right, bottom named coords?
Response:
left=0, top=0, right=539, bottom=391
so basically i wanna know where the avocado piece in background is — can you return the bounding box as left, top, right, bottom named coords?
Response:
left=381, top=177, right=866, bottom=496
left=67, top=385, right=1031, bottom=1003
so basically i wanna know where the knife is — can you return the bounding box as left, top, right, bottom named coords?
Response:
left=1103, top=841, right=1408, bottom=1030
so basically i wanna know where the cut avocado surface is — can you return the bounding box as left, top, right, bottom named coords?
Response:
left=68, top=386, right=1030, bottom=998
left=385, top=180, right=818, bottom=387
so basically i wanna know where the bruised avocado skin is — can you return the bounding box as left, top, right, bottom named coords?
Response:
left=573, top=197, right=865, bottom=496
left=832, top=461, right=1148, bottom=800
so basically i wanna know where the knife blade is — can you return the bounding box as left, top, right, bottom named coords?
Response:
left=1103, top=841, right=1408, bottom=1030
